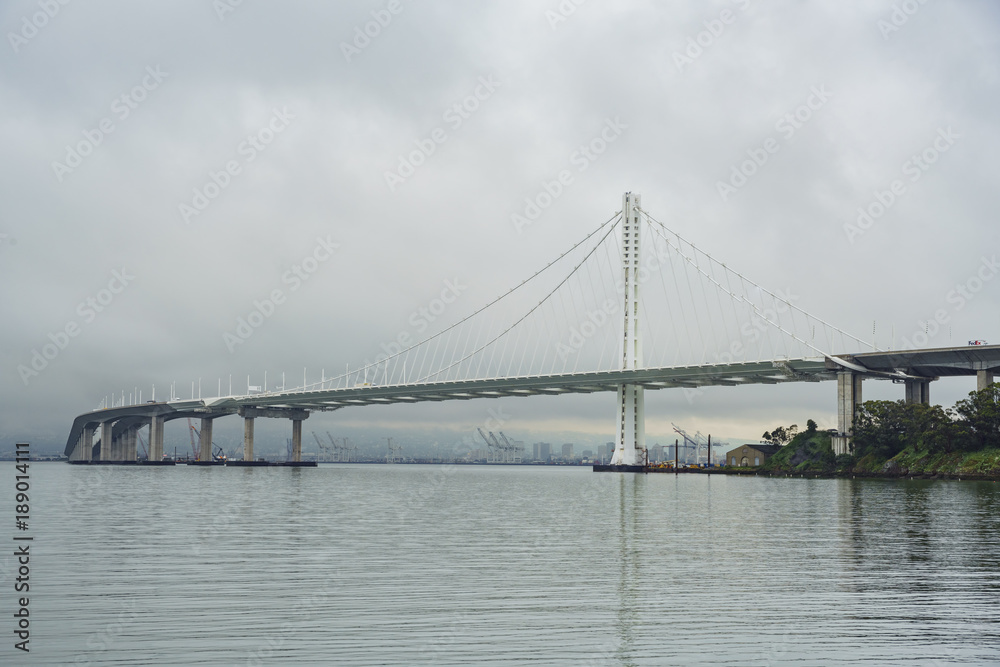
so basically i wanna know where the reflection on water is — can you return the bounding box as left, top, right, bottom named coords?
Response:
left=616, top=474, right=639, bottom=667
left=11, top=464, right=1000, bottom=665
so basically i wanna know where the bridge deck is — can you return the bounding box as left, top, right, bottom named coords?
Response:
left=64, top=345, right=1000, bottom=457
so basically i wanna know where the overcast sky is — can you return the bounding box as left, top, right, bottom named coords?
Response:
left=2, top=1, right=998, bottom=455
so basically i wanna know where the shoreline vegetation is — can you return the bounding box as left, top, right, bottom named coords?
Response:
left=714, top=383, right=1000, bottom=480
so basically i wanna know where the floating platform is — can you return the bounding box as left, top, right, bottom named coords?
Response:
left=68, top=460, right=140, bottom=465
left=226, top=460, right=318, bottom=467
left=593, top=464, right=647, bottom=473
left=187, top=460, right=226, bottom=466
left=139, top=460, right=176, bottom=466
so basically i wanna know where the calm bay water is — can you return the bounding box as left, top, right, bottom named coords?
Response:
left=5, top=462, right=1000, bottom=665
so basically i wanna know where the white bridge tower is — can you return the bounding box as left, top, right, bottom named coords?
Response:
left=610, top=192, right=646, bottom=466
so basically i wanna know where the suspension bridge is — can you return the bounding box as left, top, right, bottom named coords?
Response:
left=64, top=193, right=1000, bottom=466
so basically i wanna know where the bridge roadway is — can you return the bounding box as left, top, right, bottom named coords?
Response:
left=64, top=345, right=1000, bottom=461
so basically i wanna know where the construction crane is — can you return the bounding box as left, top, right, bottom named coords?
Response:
left=187, top=418, right=199, bottom=461
left=137, top=429, right=149, bottom=460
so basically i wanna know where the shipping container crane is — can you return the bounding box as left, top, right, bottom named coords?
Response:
left=386, top=437, right=403, bottom=463
left=671, top=423, right=701, bottom=465
left=312, top=432, right=333, bottom=461
left=477, top=428, right=502, bottom=462
left=498, top=432, right=523, bottom=463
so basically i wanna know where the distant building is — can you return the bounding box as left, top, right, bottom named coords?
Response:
left=532, top=442, right=551, bottom=462
left=582, top=449, right=593, bottom=460
left=725, top=444, right=781, bottom=467
left=649, top=444, right=664, bottom=463
left=561, top=443, right=574, bottom=460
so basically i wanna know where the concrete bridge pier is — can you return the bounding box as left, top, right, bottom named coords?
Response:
left=199, top=418, right=214, bottom=461
left=904, top=379, right=931, bottom=405
left=73, top=426, right=95, bottom=461
left=99, top=421, right=113, bottom=462
left=110, top=430, right=124, bottom=461
left=149, top=415, right=164, bottom=461
left=291, top=418, right=303, bottom=462
left=124, top=426, right=138, bottom=461
left=978, top=370, right=995, bottom=391
left=237, top=407, right=309, bottom=462
left=243, top=416, right=255, bottom=461
left=833, top=371, right=863, bottom=456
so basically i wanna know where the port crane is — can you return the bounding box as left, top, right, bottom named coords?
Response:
left=312, top=432, right=334, bottom=462
left=498, top=432, right=524, bottom=463
left=477, top=428, right=502, bottom=462
left=323, top=432, right=356, bottom=462
left=671, top=424, right=703, bottom=465
left=386, top=437, right=402, bottom=463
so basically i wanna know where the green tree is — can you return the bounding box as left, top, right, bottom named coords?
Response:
left=853, top=400, right=960, bottom=458
left=953, top=383, right=1000, bottom=450
left=762, top=424, right=798, bottom=446
left=806, top=419, right=818, bottom=434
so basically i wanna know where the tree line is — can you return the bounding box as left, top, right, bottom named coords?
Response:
left=852, top=384, right=1000, bottom=459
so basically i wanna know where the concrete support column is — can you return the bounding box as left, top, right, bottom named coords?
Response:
left=149, top=415, right=164, bottom=461
left=76, top=426, right=95, bottom=462
left=833, top=371, right=862, bottom=456
left=291, top=419, right=303, bottom=463
left=111, top=432, right=123, bottom=461
left=199, top=418, right=214, bottom=461
left=100, top=421, right=113, bottom=462
left=243, top=417, right=255, bottom=462
left=125, top=427, right=137, bottom=461
left=978, top=370, right=995, bottom=391
left=905, top=380, right=931, bottom=405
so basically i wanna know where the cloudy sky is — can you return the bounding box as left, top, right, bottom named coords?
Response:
left=2, top=0, right=998, bottom=456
